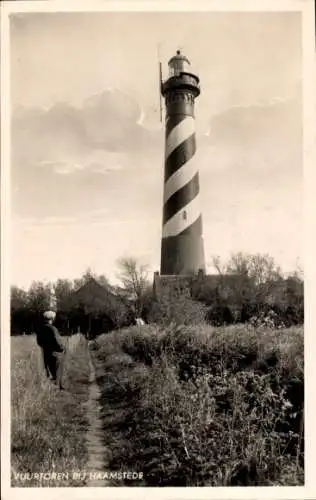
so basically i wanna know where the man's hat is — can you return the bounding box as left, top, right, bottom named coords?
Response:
left=43, top=310, right=56, bottom=320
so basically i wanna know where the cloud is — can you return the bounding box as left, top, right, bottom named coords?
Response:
left=33, top=152, right=125, bottom=176
left=137, top=107, right=146, bottom=126
left=53, top=163, right=84, bottom=175
left=200, top=96, right=302, bottom=176
left=35, top=160, right=86, bottom=175
left=12, top=89, right=161, bottom=175
left=13, top=211, right=156, bottom=229
left=90, top=163, right=123, bottom=175
left=12, top=103, right=89, bottom=174
left=11, top=89, right=302, bottom=224
left=14, top=215, right=78, bottom=227
left=206, top=97, right=301, bottom=148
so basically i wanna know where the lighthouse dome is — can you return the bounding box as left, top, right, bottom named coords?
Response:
left=168, top=49, right=191, bottom=77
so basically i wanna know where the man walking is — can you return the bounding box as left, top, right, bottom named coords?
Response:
left=36, top=310, right=66, bottom=390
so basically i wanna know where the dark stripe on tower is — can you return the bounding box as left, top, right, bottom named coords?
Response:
left=165, top=114, right=187, bottom=137
left=160, top=216, right=204, bottom=276
left=164, top=134, right=196, bottom=182
left=178, top=214, right=203, bottom=237
left=163, top=173, right=200, bottom=224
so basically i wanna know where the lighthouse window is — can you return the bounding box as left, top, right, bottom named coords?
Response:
left=169, top=60, right=191, bottom=77
left=169, top=65, right=178, bottom=77
left=169, top=61, right=183, bottom=77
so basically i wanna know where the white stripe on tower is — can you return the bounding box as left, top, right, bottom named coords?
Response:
left=162, top=112, right=200, bottom=234
left=164, top=116, right=195, bottom=159
left=162, top=195, right=202, bottom=238
left=163, top=154, right=197, bottom=204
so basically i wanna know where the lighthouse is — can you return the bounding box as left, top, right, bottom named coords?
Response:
left=160, top=50, right=205, bottom=276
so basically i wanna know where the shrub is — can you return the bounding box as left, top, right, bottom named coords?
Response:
left=139, top=363, right=303, bottom=485
left=148, top=292, right=208, bottom=326
left=93, top=324, right=304, bottom=486
left=249, top=310, right=286, bottom=329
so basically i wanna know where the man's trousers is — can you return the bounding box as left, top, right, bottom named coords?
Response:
left=42, top=349, right=65, bottom=388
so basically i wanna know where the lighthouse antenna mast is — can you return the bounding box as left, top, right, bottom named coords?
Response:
left=159, top=61, right=163, bottom=123
left=157, top=44, right=163, bottom=123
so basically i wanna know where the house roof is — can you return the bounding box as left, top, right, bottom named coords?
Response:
left=73, top=277, right=113, bottom=297
left=67, top=277, right=120, bottom=313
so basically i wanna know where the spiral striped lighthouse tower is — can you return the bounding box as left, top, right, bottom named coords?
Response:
left=160, top=50, right=205, bottom=276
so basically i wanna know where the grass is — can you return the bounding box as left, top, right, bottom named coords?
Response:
left=92, top=323, right=304, bottom=487
left=11, top=334, right=91, bottom=487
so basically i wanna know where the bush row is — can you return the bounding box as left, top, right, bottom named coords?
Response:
left=93, top=324, right=304, bottom=486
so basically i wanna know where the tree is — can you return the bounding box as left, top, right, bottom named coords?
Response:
left=207, top=253, right=285, bottom=322
left=11, top=286, right=29, bottom=335
left=11, top=286, right=28, bottom=311
left=52, top=279, right=74, bottom=332
left=97, top=274, right=110, bottom=288
left=27, top=281, right=51, bottom=313
left=211, top=252, right=282, bottom=283
left=24, top=281, right=51, bottom=332
left=73, top=268, right=109, bottom=290
left=116, top=257, right=151, bottom=318
left=54, top=278, right=74, bottom=310
left=226, top=253, right=282, bottom=286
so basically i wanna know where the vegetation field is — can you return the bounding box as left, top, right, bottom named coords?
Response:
left=10, top=320, right=304, bottom=487
left=11, top=334, right=90, bottom=487
left=92, top=323, right=304, bottom=487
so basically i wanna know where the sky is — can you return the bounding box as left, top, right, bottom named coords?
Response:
left=10, top=11, right=303, bottom=288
